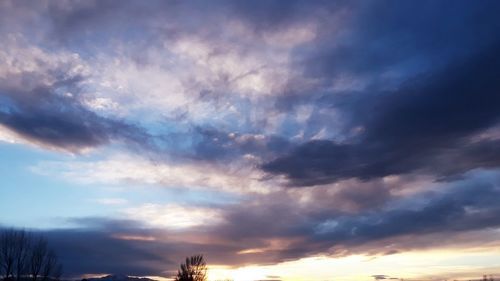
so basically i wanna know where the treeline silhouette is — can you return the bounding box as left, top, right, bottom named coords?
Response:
left=0, top=230, right=62, bottom=281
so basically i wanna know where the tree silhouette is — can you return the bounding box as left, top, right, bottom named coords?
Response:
left=174, top=255, right=207, bottom=281
left=0, top=229, right=17, bottom=280
left=0, top=230, right=62, bottom=281
left=29, top=237, right=47, bottom=281
left=13, top=230, right=30, bottom=281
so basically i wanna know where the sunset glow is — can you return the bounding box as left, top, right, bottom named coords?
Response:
left=1, top=1, right=500, bottom=281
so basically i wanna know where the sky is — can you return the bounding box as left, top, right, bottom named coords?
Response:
left=1, top=0, right=500, bottom=280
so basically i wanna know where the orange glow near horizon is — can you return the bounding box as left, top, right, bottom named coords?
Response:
left=201, top=249, right=500, bottom=281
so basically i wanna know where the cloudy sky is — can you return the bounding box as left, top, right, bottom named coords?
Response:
left=1, top=1, right=500, bottom=280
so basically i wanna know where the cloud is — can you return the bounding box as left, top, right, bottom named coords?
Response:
left=5, top=170, right=500, bottom=278
left=0, top=37, right=151, bottom=153
left=0, top=95, right=147, bottom=153
left=313, top=179, right=500, bottom=245
left=0, top=2, right=321, bottom=159
left=122, top=203, right=225, bottom=229
left=190, top=128, right=291, bottom=162
left=35, top=226, right=171, bottom=278
left=263, top=42, right=500, bottom=186
left=372, top=275, right=399, bottom=280
left=31, top=153, right=279, bottom=194
left=213, top=170, right=500, bottom=261
left=301, top=0, right=500, bottom=84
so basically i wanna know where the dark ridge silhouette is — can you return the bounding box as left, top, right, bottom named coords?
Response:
left=83, top=275, right=157, bottom=281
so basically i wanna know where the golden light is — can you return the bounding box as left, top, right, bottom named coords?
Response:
left=207, top=265, right=267, bottom=281
left=205, top=248, right=500, bottom=281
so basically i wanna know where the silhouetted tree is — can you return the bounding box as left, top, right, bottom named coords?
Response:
left=14, top=230, right=30, bottom=281
left=175, top=255, right=207, bottom=281
left=51, top=263, right=63, bottom=281
left=0, top=230, right=62, bottom=281
left=41, top=250, right=59, bottom=281
left=29, top=237, right=48, bottom=281
left=483, top=275, right=494, bottom=281
left=0, top=229, right=17, bottom=280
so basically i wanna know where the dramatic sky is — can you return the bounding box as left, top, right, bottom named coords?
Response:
left=1, top=1, right=500, bottom=280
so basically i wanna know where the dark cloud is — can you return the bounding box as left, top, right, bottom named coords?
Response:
left=372, top=275, right=399, bottom=280
left=224, top=174, right=500, bottom=260
left=5, top=218, right=288, bottom=278
left=29, top=0, right=321, bottom=50
left=271, top=0, right=500, bottom=114
left=228, top=0, right=346, bottom=33
left=44, top=0, right=344, bottom=37
left=262, top=1, right=500, bottom=187
left=303, top=0, right=500, bottom=82
left=3, top=173, right=500, bottom=277
left=44, top=229, right=165, bottom=277
left=190, top=127, right=291, bottom=162
left=251, top=174, right=500, bottom=259
left=0, top=75, right=151, bottom=153
left=313, top=179, right=500, bottom=246
left=264, top=41, right=500, bottom=186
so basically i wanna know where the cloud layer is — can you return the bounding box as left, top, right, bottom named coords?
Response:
left=1, top=0, right=500, bottom=279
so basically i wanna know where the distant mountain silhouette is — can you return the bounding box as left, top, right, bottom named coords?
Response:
left=83, top=275, right=157, bottom=281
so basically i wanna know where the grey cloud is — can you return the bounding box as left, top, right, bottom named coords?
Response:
left=0, top=75, right=151, bottom=153
left=372, top=275, right=399, bottom=280
left=311, top=179, right=500, bottom=249
left=264, top=41, right=500, bottom=186
left=3, top=172, right=500, bottom=277
left=211, top=172, right=500, bottom=262
left=303, top=0, right=500, bottom=82
left=190, top=127, right=291, bottom=162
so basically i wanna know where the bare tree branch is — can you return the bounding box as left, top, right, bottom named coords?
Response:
left=41, top=250, right=58, bottom=281
left=1, top=230, right=62, bottom=281
left=0, top=229, right=17, bottom=280
left=14, top=230, right=30, bottom=281
left=30, top=237, right=48, bottom=281
left=175, top=255, right=207, bottom=281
